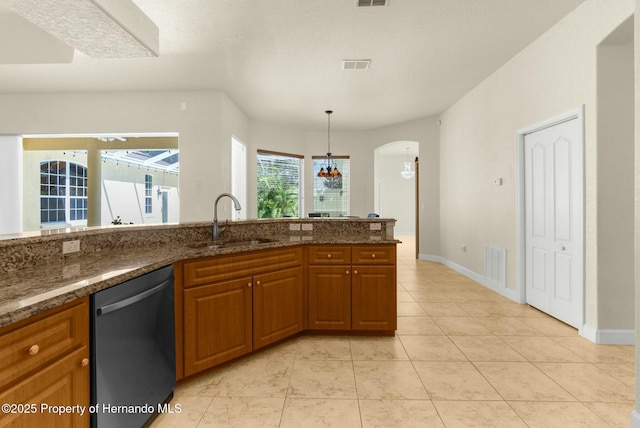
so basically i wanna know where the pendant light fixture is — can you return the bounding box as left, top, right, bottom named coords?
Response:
left=400, top=147, right=415, bottom=179
left=317, top=110, right=342, bottom=180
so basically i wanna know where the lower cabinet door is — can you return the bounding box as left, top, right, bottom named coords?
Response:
left=307, top=266, right=352, bottom=330
left=351, top=265, right=396, bottom=331
left=253, top=267, right=304, bottom=349
left=0, top=347, right=89, bottom=428
left=183, top=277, right=253, bottom=376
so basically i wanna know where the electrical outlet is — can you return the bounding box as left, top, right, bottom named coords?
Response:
left=289, top=223, right=301, bottom=231
left=301, top=223, right=313, bottom=231
left=62, top=240, right=80, bottom=254
left=370, top=223, right=382, bottom=231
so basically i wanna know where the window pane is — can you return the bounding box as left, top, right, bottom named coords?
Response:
left=144, top=174, right=153, bottom=214
left=40, top=160, right=87, bottom=225
left=257, top=152, right=302, bottom=218
left=313, top=158, right=350, bottom=217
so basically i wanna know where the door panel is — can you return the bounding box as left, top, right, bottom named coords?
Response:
left=524, top=117, right=582, bottom=328
left=253, top=267, right=304, bottom=349
left=554, top=253, right=572, bottom=302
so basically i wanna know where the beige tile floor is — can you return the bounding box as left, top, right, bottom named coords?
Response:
left=152, top=237, right=636, bottom=427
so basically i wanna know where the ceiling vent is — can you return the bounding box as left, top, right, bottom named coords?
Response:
left=357, top=0, right=388, bottom=7
left=342, top=59, right=371, bottom=70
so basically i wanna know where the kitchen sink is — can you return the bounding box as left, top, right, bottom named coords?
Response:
left=187, top=238, right=274, bottom=250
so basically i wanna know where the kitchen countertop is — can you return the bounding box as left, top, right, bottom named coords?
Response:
left=0, top=221, right=398, bottom=328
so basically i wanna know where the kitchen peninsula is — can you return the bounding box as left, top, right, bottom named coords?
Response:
left=0, top=218, right=398, bottom=426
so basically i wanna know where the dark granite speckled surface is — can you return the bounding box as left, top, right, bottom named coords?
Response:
left=0, top=219, right=397, bottom=328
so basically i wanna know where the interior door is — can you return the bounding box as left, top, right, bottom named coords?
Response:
left=524, top=117, right=582, bottom=328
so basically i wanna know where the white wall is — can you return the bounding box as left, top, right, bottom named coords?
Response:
left=248, top=116, right=440, bottom=257
left=0, top=135, right=22, bottom=234
left=367, top=117, right=441, bottom=258
left=0, top=90, right=250, bottom=225
left=375, top=150, right=417, bottom=235
left=438, top=0, right=634, bottom=333
left=634, top=0, right=640, bottom=417
left=596, top=27, right=635, bottom=331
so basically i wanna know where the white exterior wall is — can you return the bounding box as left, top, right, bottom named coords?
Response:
left=0, top=135, right=22, bottom=235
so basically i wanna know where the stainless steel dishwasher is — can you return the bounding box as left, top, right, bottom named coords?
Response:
left=90, top=265, right=176, bottom=428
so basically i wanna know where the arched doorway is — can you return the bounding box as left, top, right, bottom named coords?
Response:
left=374, top=141, right=419, bottom=256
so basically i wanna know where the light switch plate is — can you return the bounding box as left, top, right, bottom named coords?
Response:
left=289, top=223, right=301, bottom=231
left=369, top=223, right=382, bottom=231
left=301, top=223, right=313, bottom=231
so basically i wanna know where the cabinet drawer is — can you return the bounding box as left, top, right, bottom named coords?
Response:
left=184, top=247, right=303, bottom=288
left=352, top=245, right=396, bottom=265
left=0, top=346, right=89, bottom=427
left=0, top=298, right=89, bottom=388
left=307, top=246, right=351, bottom=265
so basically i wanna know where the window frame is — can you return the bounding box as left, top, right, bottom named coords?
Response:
left=40, top=160, right=88, bottom=226
left=257, top=149, right=304, bottom=219
left=312, top=155, right=350, bottom=217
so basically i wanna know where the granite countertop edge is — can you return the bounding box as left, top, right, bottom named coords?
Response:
left=0, top=236, right=400, bottom=329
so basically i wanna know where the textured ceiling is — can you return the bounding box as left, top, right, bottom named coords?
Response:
left=0, top=0, right=585, bottom=130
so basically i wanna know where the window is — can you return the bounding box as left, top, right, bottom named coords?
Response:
left=312, top=157, right=350, bottom=217
left=257, top=150, right=303, bottom=218
left=144, top=174, right=153, bottom=214
left=40, top=160, right=87, bottom=224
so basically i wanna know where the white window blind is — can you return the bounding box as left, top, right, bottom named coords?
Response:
left=312, top=157, right=350, bottom=217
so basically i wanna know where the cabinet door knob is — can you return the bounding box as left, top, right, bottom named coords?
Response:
left=371, top=254, right=376, bottom=258
left=354, top=270, right=358, bottom=275
left=346, top=270, right=350, bottom=275
left=256, top=281, right=261, bottom=286
left=248, top=282, right=252, bottom=288
left=327, top=254, right=332, bottom=258
left=28, top=344, right=39, bottom=356
left=81, top=358, right=89, bottom=367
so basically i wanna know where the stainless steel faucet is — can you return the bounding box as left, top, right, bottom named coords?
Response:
left=213, top=193, right=242, bottom=241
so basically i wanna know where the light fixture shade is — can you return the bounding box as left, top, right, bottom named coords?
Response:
left=0, top=0, right=159, bottom=58
left=400, top=161, right=415, bottom=179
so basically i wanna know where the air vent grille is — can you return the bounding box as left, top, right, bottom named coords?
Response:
left=357, top=0, right=388, bottom=7
left=342, top=59, right=371, bottom=70
left=484, top=245, right=506, bottom=288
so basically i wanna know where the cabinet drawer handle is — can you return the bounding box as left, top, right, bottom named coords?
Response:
left=28, top=345, right=39, bottom=356
left=354, top=270, right=358, bottom=275
left=371, top=254, right=376, bottom=258
left=81, top=358, right=89, bottom=367
left=327, top=254, right=332, bottom=259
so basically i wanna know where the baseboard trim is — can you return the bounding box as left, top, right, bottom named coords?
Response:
left=580, top=324, right=635, bottom=345
left=418, top=254, right=520, bottom=303
left=418, top=255, right=636, bottom=345
left=632, top=410, right=640, bottom=428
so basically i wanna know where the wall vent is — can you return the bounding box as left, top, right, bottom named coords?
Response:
left=357, top=0, right=388, bottom=6
left=484, top=245, right=506, bottom=288
left=342, top=59, right=371, bottom=70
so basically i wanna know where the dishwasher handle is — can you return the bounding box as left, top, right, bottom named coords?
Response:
left=97, top=278, right=172, bottom=316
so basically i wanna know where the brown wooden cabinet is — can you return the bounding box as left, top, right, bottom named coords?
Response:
left=351, top=265, right=396, bottom=331
left=183, top=276, right=253, bottom=376
left=0, top=297, right=90, bottom=428
left=179, top=247, right=304, bottom=377
left=253, top=267, right=304, bottom=349
left=308, top=265, right=352, bottom=330
left=308, top=244, right=396, bottom=332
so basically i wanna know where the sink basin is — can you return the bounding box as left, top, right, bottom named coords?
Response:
left=188, top=238, right=274, bottom=250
